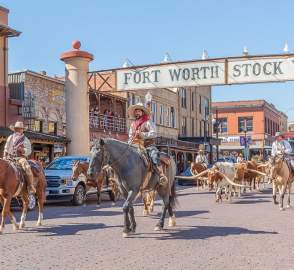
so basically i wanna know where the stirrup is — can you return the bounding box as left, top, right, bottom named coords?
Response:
left=29, top=186, right=36, bottom=194
left=159, top=175, right=168, bottom=186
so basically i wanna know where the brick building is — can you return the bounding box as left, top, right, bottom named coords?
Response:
left=212, top=100, right=288, bottom=159
left=1, top=70, right=68, bottom=161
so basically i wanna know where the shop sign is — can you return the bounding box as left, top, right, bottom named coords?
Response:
left=54, top=144, right=64, bottom=153
left=220, top=136, right=240, bottom=144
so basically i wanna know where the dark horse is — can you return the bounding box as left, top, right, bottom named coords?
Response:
left=87, top=138, right=177, bottom=237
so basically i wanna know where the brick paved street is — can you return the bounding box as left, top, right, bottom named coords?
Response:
left=1, top=186, right=294, bottom=270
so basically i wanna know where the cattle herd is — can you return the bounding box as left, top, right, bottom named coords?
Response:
left=178, top=158, right=293, bottom=211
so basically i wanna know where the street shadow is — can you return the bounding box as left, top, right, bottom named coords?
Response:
left=233, top=200, right=271, bottom=205
left=136, top=225, right=278, bottom=240
left=239, top=195, right=270, bottom=200
left=28, top=222, right=122, bottom=237
left=14, top=207, right=122, bottom=222
left=151, top=210, right=209, bottom=219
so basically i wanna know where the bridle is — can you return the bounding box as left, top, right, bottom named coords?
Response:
left=95, top=141, right=132, bottom=171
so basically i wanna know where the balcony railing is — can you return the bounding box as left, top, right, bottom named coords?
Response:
left=89, top=112, right=127, bottom=133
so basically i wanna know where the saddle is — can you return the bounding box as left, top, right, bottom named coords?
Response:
left=8, top=160, right=26, bottom=197
left=159, top=152, right=171, bottom=166
left=28, top=160, right=42, bottom=174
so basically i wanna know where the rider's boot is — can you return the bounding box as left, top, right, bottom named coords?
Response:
left=154, top=165, right=168, bottom=186
left=26, top=170, right=36, bottom=194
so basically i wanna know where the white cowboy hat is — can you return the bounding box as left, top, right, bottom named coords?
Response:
left=127, top=102, right=150, bottom=118
left=9, top=121, right=27, bottom=131
left=275, top=131, right=282, bottom=137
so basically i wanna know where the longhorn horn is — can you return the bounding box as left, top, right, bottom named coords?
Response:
left=257, top=163, right=269, bottom=168
left=247, top=169, right=267, bottom=176
left=218, top=171, right=248, bottom=187
left=175, top=169, right=210, bottom=179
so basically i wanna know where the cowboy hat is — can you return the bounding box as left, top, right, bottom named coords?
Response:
left=127, top=102, right=150, bottom=118
left=275, top=131, right=283, bottom=138
left=9, top=121, right=27, bottom=131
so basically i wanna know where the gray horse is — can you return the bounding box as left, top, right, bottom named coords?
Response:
left=87, top=138, right=177, bottom=237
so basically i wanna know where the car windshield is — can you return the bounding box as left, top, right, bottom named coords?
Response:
left=46, top=158, right=88, bottom=170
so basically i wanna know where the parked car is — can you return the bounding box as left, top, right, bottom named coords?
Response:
left=45, top=156, right=99, bottom=206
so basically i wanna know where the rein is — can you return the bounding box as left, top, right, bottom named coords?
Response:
left=101, top=142, right=132, bottom=169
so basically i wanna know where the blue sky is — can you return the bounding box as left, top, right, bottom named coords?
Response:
left=3, top=0, right=294, bottom=119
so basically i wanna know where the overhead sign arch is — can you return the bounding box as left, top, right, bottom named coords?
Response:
left=116, top=54, right=294, bottom=90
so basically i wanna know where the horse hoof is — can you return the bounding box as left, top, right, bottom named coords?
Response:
left=19, top=223, right=25, bottom=229
left=13, top=224, right=19, bottom=231
left=36, top=222, right=42, bottom=227
left=168, top=217, right=176, bottom=227
left=143, top=210, right=149, bottom=216
left=111, top=202, right=116, bottom=206
left=122, top=232, right=130, bottom=238
left=154, top=226, right=163, bottom=231
left=280, top=207, right=285, bottom=211
left=286, top=205, right=291, bottom=209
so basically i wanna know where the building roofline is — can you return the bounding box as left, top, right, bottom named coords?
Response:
left=0, top=23, right=21, bottom=37
left=212, top=99, right=287, bottom=118
left=0, top=6, right=9, bottom=13
left=89, top=53, right=294, bottom=74
left=9, top=70, right=65, bottom=85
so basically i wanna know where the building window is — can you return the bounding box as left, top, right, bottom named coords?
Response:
left=170, top=107, right=176, bottom=128
left=166, top=107, right=170, bottom=127
left=238, top=117, right=253, bottom=132
left=217, top=118, right=228, bottom=133
left=159, top=105, right=164, bottom=125
left=181, top=117, right=187, bottom=136
left=131, top=93, right=135, bottom=105
left=48, top=121, right=57, bottom=135
left=191, top=92, right=195, bottom=111
left=204, top=98, right=209, bottom=116
left=180, top=88, right=187, bottom=108
left=151, top=101, right=157, bottom=123
left=34, top=120, right=43, bottom=133
left=199, top=96, right=202, bottom=114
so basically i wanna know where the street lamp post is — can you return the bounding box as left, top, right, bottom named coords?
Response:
left=243, top=126, right=248, bottom=160
left=212, top=109, right=220, bottom=161
left=215, top=109, right=219, bottom=160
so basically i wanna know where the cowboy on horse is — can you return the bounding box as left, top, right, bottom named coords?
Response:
left=195, top=146, right=208, bottom=168
left=3, top=121, right=36, bottom=194
left=127, top=102, right=168, bottom=185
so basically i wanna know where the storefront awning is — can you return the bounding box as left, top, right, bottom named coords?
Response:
left=0, top=23, right=21, bottom=37
left=0, top=127, right=69, bottom=144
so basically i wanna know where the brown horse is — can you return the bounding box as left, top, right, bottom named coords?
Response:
left=269, top=155, right=294, bottom=210
left=142, top=190, right=157, bottom=216
left=71, top=161, right=119, bottom=206
left=190, top=162, right=208, bottom=189
left=0, top=159, right=47, bottom=234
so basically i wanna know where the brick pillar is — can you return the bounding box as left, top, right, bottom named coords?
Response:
left=60, top=41, right=93, bottom=155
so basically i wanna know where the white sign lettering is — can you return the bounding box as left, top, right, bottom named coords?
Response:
left=117, top=61, right=225, bottom=90
left=228, top=57, right=294, bottom=84
left=116, top=55, right=294, bottom=90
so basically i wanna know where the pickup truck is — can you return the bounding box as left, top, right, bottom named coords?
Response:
left=45, top=155, right=99, bottom=205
